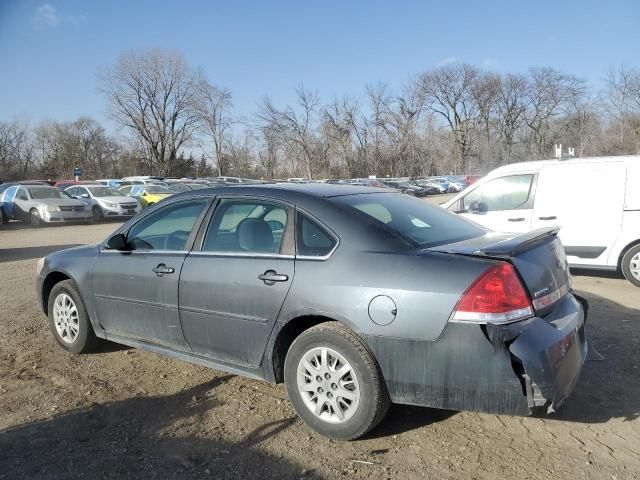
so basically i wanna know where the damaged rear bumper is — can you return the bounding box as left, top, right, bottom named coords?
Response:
left=364, top=293, right=587, bottom=416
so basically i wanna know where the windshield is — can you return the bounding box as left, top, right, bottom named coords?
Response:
left=334, top=193, right=484, bottom=247
left=88, top=186, right=120, bottom=197
left=146, top=185, right=171, bottom=194
left=28, top=187, right=66, bottom=200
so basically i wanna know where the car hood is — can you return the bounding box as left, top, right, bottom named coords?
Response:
left=95, top=196, right=137, bottom=203
left=36, top=198, right=86, bottom=207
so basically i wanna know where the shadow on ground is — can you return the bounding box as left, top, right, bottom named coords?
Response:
left=0, top=376, right=313, bottom=480
left=0, top=244, right=80, bottom=263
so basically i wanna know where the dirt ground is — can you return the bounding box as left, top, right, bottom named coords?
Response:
left=1, top=211, right=639, bottom=479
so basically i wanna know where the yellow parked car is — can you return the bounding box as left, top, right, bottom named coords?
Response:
left=119, top=184, right=173, bottom=208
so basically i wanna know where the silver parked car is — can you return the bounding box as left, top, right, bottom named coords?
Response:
left=1, top=184, right=91, bottom=227
left=35, top=184, right=587, bottom=440
left=65, top=184, right=141, bottom=221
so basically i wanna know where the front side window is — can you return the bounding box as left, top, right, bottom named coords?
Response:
left=203, top=199, right=288, bottom=254
left=461, top=175, right=533, bottom=212
left=296, top=214, right=337, bottom=257
left=334, top=193, right=484, bottom=248
left=126, top=199, right=208, bottom=251
left=16, top=188, right=29, bottom=201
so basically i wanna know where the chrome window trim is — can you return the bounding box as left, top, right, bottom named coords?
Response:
left=100, top=249, right=190, bottom=255
left=189, top=251, right=295, bottom=260
left=294, top=208, right=340, bottom=261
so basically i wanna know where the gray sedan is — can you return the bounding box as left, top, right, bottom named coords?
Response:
left=35, top=184, right=587, bottom=439
left=2, top=185, right=91, bottom=226
left=65, top=184, right=141, bottom=221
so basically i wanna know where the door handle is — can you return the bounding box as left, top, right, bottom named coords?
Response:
left=258, top=270, right=289, bottom=285
left=508, top=217, right=525, bottom=222
left=152, top=263, right=175, bottom=276
left=539, top=216, right=557, bottom=221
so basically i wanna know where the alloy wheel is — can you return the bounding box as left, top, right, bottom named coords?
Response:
left=53, top=293, right=80, bottom=344
left=296, top=346, right=360, bottom=424
left=630, top=252, right=640, bottom=281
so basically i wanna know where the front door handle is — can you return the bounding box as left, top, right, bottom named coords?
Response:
left=258, top=270, right=289, bottom=285
left=152, top=263, right=175, bottom=276
left=508, top=217, right=525, bottom=222
left=539, top=216, right=557, bottom=221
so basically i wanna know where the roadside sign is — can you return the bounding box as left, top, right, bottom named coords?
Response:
left=74, top=167, right=82, bottom=181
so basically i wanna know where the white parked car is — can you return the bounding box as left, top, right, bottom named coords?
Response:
left=65, top=184, right=141, bottom=221
left=442, top=156, right=640, bottom=286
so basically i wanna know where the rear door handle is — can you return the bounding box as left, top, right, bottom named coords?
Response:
left=508, top=217, right=525, bottom=222
left=258, top=270, right=289, bottom=285
left=152, top=264, right=175, bottom=276
left=539, top=216, right=557, bottom=221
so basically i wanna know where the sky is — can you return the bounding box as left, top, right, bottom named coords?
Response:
left=1, top=0, right=639, bottom=135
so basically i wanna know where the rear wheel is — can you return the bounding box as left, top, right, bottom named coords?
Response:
left=622, top=244, right=640, bottom=287
left=29, top=208, right=42, bottom=227
left=47, top=280, right=101, bottom=353
left=284, top=322, right=390, bottom=440
left=92, top=205, right=104, bottom=222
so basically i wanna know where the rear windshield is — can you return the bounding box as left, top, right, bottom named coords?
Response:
left=334, top=193, right=484, bottom=247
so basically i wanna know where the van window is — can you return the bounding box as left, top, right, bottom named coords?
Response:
left=461, top=175, right=533, bottom=212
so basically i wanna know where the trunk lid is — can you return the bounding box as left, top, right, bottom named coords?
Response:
left=427, top=228, right=571, bottom=314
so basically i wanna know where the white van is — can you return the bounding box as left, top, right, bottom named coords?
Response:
left=442, top=156, right=640, bottom=286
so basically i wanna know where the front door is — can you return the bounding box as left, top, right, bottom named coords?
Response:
left=179, top=198, right=295, bottom=366
left=91, top=198, right=210, bottom=348
left=456, top=174, right=535, bottom=233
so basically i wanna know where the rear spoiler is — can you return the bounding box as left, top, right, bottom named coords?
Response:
left=473, top=228, right=560, bottom=258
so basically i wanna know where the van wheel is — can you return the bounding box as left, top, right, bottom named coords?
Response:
left=47, top=280, right=101, bottom=353
left=284, top=323, right=390, bottom=440
left=29, top=208, right=42, bottom=227
left=622, top=245, right=640, bottom=287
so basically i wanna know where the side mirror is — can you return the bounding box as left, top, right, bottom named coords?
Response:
left=105, top=233, right=128, bottom=251
left=81, top=193, right=90, bottom=199
left=469, top=201, right=488, bottom=213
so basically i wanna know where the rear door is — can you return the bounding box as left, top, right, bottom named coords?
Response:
left=532, top=162, right=625, bottom=264
left=179, top=197, right=295, bottom=366
left=454, top=174, right=535, bottom=233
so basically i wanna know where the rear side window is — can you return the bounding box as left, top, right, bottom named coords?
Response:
left=297, top=214, right=337, bottom=257
left=334, top=193, right=484, bottom=247
left=203, top=199, right=288, bottom=254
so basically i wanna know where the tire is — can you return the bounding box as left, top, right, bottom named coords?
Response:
left=29, top=208, right=42, bottom=227
left=284, top=322, right=391, bottom=440
left=621, top=244, right=640, bottom=287
left=92, top=205, right=104, bottom=222
left=47, top=280, right=101, bottom=353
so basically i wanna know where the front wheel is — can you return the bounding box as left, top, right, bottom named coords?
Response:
left=92, top=205, right=104, bottom=222
left=47, top=280, right=101, bottom=353
left=622, top=244, right=640, bottom=287
left=284, top=322, right=390, bottom=440
left=29, top=208, right=42, bottom=227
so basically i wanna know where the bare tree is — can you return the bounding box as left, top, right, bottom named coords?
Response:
left=493, top=73, right=528, bottom=162
left=98, top=49, right=201, bottom=175
left=523, top=67, right=586, bottom=158
left=258, top=87, right=320, bottom=179
left=419, top=64, right=482, bottom=172
left=196, top=80, right=233, bottom=175
left=0, top=120, right=34, bottom=180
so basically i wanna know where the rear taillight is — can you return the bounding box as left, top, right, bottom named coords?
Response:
left=451, top=263, right=533, bottom=325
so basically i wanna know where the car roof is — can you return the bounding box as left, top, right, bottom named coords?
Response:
left=487, top=155, right=640, bottom=177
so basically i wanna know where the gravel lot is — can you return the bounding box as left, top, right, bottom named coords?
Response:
left=1, top=203, right=639, bottom=479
